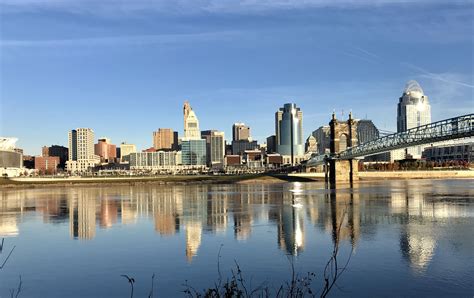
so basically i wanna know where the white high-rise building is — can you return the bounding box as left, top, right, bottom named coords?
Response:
left=66, top=128, right=100, bottom=173
left=393, top=80, right=432, bottom=160
left=183, top=101, right=201, bottom=140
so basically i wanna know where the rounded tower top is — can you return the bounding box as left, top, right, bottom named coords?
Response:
left=403, top=80, right=424, bottom=98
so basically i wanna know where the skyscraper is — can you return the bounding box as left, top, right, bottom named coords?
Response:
left=266, top=135, right=277, bottom=154
left=183, top=101, right=201, bottom=140
left=181, top=140, right=207, bottom=166
left=66, top=128, right=100, bottom=172
left=201, top=130, right=225, bottom=167
left=232, top=123, right=251, bottom=141
left=395, top=80, right=432, bottom=159
left=182, top=101, right=206, bottom=166
left=94, top=138, right=117, bottom=163
left=153, top=128, right=178, bottom=150
left=120, top=142, right=137, bottom=163
left=357, top=120, right=380, bottom=144
left=312, top=126, right=331, bottom=155
left=275, top=103, right=304, bottom=164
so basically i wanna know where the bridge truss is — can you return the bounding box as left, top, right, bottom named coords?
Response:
left=308, top=113, right=474, bottom=166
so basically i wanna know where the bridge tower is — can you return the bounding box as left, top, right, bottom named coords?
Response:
left=328, top=112, right=359, bottom=187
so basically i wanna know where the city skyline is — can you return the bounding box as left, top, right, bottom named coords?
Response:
left=1, top=1, right=473, bottom=155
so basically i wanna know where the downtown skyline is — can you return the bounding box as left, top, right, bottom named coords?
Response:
left=1, top=0, right=473, bottom=155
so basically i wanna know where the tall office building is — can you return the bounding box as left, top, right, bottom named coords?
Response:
left=357, top=120, right=380, bottom=144
left=201, top=130, right=225, bottom=167
left=266, top=135, right=277, bottom=154
left=153, top=128, right=178, bottom=150
left=119, top=142, right=137, bottom=163
left=394, top=80, right=432, bottom=159
left=182, top=101, right=206, bottom=166
left=275, top=103, right=304, bottom=164
left=183, top=101, right=201, bottom=140
left=312, top=126, right=331, bottom=155
left=66, top=128, right=100, bottom=172
left=94, top=138, right=117, bottom=163
left=232, top=123, right=251, bottom=141
left=181, top=140, right=207, bottom=166
left=231, top=140, right=258, bottom=155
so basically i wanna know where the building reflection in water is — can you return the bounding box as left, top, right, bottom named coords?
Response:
left=0, top=190, right=24, bottom=238
left=273, top=183, right=305, bottom=256
left=0, top=181, right=471, bottom=265
left=69, top=189, right=97, bottom=240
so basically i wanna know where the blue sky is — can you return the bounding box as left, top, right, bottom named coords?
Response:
left=1, top=0, right=473, bottom=155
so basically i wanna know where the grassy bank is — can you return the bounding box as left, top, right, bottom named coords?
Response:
left=0, top=174, right=289, bottom=189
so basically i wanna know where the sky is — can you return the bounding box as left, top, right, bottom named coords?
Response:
left=0, top=0, right=473, bottom=155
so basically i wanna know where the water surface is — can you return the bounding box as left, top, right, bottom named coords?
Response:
left=0, top=179, right=472, bottom=297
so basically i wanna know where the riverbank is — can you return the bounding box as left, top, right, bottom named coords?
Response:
left=358, top=170, right=474, bottom=180
left=1, top=170, right=472, bottom=189
left=0, top=174, right=285, bottom=189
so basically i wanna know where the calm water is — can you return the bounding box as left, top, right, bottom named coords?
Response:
left=0, top=179, right=472, bottom=297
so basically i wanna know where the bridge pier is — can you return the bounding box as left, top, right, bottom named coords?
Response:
left=329, top=159, right=358, bottom=188
left=328, top=112, right=359, bottom=188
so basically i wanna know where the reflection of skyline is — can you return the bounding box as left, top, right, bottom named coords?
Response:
left=0, top=190, right=26, bottom=238
left=69, top=190, right=97, bottom=240
left=0, top=181, right=472, bottom=265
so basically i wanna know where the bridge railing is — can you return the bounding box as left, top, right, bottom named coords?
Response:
left=340, top=113, right=474, bottom=159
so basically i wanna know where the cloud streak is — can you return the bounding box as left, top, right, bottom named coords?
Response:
left=1, top=0, right=469, bottom=15
left=0, top=31, right=242, bottom=48
left=405, top=63, right=474, bottom=89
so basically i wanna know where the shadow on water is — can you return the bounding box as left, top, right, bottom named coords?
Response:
left=268, top=174, right=320, bottom=183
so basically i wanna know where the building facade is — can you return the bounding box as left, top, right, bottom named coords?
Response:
left=183, top=101, right=201, bottom=140
left=394, top=80, right=432, bottom=159
left=201, top=130, right=225, bottom=167
left=312, top=126, right=331, bottom=155
left=0, top=137, right=23, bottom=177
left=35, top=156, right=60, bottom=174
left=357, top=120, right=380, bottom=144
left=129, top=151, right=181, bottom=170
left=422, top=142, right=473, bottom=162
left=305, top=135, right=317, bottom=155
left=276, top=103, right=304, bottom=163
left=120, top=143, right=137, bottom=163
left=66, top=128, right=100, bottom=173
left=266, top=135, right=276, bottom=154
left=42, top=145, right=68, bottom=169
left=231, top=140, right=258, bottom=156
left=181, top=139, right=207, bottom=166
left=94, top=138, right=117, bottom=163
left=232, top=123, right=251, bottom=141
left=153, top=128, right=178, bottom=150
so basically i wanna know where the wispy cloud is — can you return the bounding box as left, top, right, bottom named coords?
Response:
left=0, top=0, right=469, bottom=15
left=404, top=63, right=474, bottom=88
left=0, top=31, right=242, bottom=48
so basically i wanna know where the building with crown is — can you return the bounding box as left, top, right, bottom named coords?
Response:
left=182, top=101, right=206, bottom=166
left=393, top=80, right=432, bottom=160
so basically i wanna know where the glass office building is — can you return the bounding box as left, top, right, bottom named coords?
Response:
left=181, top=139, right=207, bottom=166
left=275, top=103, right=304, bottom=157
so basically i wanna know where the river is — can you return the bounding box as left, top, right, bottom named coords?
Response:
left=0, top=179, right=472, bottom=297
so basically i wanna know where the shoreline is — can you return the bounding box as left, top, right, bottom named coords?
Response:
left=0, top=174, right=286, bottom=189
left=0, top=170, right=472, bottom=189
